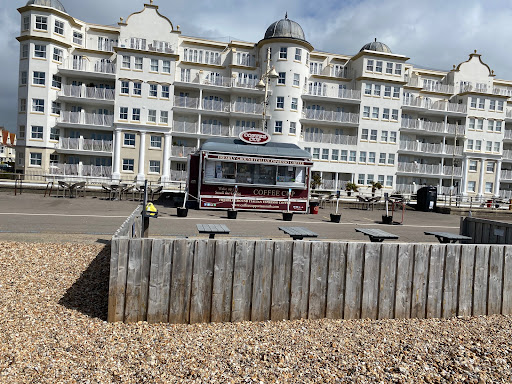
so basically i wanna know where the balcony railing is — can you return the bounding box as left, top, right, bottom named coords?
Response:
left=302, top=132, right=357, bottom=145
left=60, top=85, right=115, bottom=101
left=58, top=111, right=114, bottom=127
left=60, top=58, right=116, bottom=74
left=201, top=76, right=232, bottom=87
left=174, top=96, right=200, bottom=109
left=304, top=86, right=361, bottom=100
left=233, top=79, right=260, bottom=89
left=461, top=84, right=512, bottom=97
left=402, top=97, right=467, bottom=113
left=399, top=141, right=463, bottom=155
left=231, top=101, right=263, bottom=115
left=401, top=118, right=465, bottom=135
left=500, top=190, right=512, bottom=199
left=148, top=44, right=175, bottom=54
left=170, top=170, right=187, bottom=181
left=501, top=170, right=512, bottom=180
left=503, top=150, right=512, bottom=160
left=202, top=99, right=230, bottom=112
left=302, top=109, right=359, bottom=124
left=422, top=83, right=454, bottom=94
left=171, top=146, right=196, bottom=157
left=397, top=162, right=462, bottom=176
left=442, top=165, right=463, bottom=176
left=507, top=110, right=512, bottom=119
left=172, top=121, right=198, bottom=134
left=504, top=131, right=512, bottom=140
left=49, top=163, right=111, bottom=178
left=200, top=124, right=230, bottom=136
left=58, top=137, right=112, bottom=152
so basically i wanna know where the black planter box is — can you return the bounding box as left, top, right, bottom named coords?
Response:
left=177, top=207, right=188, bottom=217
left=283, top=212, right=293, bottom=221
left=382, top=215, right=393, bottom=224
left=330, top=213, right=341, bottom=223
left=227, top=210, right=238, bottom=219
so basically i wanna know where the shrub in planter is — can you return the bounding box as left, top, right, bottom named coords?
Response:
left=345, top=182, right=359, bottom=196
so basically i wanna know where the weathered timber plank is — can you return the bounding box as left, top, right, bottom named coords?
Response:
left=361, top=243, right=381, bottom=320
left=503, top=246, right=512, bottom=314
left=344, top=242, right=364, bottom=319
left=139, top=238, right=152, bottom=321
left=168, top=239, right=194, bottom=324
left=442, top=244, right=460, bottom=318
left=378, top=243, right=398, bottom=320
left=107, top=237, right=120, bottom=322
left=124, top=239, right=143, bottom=323
left=473, top=245, right=490, bottom=316
left=147, top=239, right=170, bottom=323
left=308, top=242, right=330, bottom=320
left=411, top=244, right=429, bottom=319
left=426, top=244, right=445, bottom=318
left=231, top=240, right=256, bottom=322
left=458, top=245, right=476, bottom=317
left=487, top=246, right=504, bottom=315
left=251, top=241, right=274, bottom=321
left=289, top=241, right=311, bottom=320
left=396, top=243, right=414, bottom=318
left=326, top=242, right=347, bottom=319
left=189, top=239, right=215, bottom=324
left=271, top=241, right=293, bottom=321
left=211, top=240, right=235, bottom=323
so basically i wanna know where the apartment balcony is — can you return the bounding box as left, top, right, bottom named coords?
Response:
left=58, top=58, right=116, bottom=79
left=231, top=101, right=263, bottom=115
left=202, top=99, right=230, bottom=113
left=397, top=162, right=462, bottom=177
left=49, top=163, right=112, bottom=178
left=57, top=111, right=114, bottom=130
left=56, top=137, right=113, bottom=155
left=170, top=170, right=187, bottom=181
left=302, top=132, right=357, bottom=145
left=200, top=124, right=230, bottom=136
left=173, top=96, right=200, bottom=110
left=302, top=86, right=361, bottom=103
left=172, top=121, right=198, bottom=134
left=301, top=109, right=359, bottom=126
left=58, top=85, right=115, bottom=105
left=460, top=84, right=512, bottom=97
left=501, top=170, right=512, bottom=180
left=171, top=146, right=196, bottom=158
left=398, top=141, right=463, bottom=156
left=422, top=83, right=455, bottom=94
left=400, top=118, right=465, bottom=136
left=201, top=76, right=232, bottom=88
left=402, top=97, right=467, bottom=114
left=506, top=110, right=512, bottom=120
left=500, top=190, right=512, bottom=199
left=504, top=130, right=512, bottom=141
left=503, top=150, right=512, bottom=160
left=148, top=43, right=175, bottom=54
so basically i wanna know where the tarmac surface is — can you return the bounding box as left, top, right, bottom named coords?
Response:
left=0, top=191, right=465, bottom=244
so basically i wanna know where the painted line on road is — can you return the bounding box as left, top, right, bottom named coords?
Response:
left=0, top=212, right=128, bottom=218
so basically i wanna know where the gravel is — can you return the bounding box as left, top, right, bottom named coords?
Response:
left=1, top=240, right=512, bottom=383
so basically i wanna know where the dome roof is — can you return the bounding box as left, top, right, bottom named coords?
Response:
left=264, top=14, right=307, bottom=42
left=26, top=0, right=66, bottom=13
left=360, top=39, right=392, bottom=53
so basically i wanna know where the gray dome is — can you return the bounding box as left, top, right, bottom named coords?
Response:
left=26, top=0, right=66, bottom=13
left=360, top=39, right=392, bottom=53
left=264, top=15, right=307, bottom=42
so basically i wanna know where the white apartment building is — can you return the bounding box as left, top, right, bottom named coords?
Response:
left=15, top=0, right=512, bottom=199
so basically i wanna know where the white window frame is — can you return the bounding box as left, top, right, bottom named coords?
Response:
left=150, top=135, right=162, bottom=148
left=31, top=125, right=43, bottom=139
left=149, top=160, right=160, bottom=173
left=122, top=159, right=134, bottom=172
left=54, top=20, right=64, bottom=35
left=274, top=121, right=283, bottom=133
left=34, top=44, right=46, bottom=58
left=160, top=111, right=168, bottom=124
left=33, top=71, right=45, bottom=85
left=35, top=15, right=47, bottom=31
left=30, top=152, right=42, bottom=166
left=148, top=109, right=157, bottom=123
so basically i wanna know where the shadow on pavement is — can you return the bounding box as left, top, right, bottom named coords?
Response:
left=59, top=245, right=110, bottom=321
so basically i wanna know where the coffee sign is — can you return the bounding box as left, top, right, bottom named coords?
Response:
left=239, top=130, right=271, bottom=145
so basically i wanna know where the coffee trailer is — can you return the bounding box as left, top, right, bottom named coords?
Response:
left=187, top=132, right=313, bottom=213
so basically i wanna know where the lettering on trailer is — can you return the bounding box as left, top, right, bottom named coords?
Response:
left=239, top=130, right=271, bottom=145
left=208, top=154, right=312, bottom=166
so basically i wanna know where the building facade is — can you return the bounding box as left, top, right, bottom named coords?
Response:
left=15, top=0, right=512, bottom=198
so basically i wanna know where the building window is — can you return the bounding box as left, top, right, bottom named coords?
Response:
left=119, top=107, right=128, bottom=120
left=150, top=59, right=159, bottom=72
left=393, top=87, right=400, bottom=98
left=379, top=153, right=386, bottom=164
left=132, top=108, right=140, bottom=121
left=51, top=101, right=61, bottom=115
left=384, top=85, right=391, bottom=97
left=150, top=135, right=162, bottom=148
left=387, top=154, right=395, bottom=165
left=378, top=175, right=385, bottom=184
left=32, top=99, right=44, bottom=112
left=467, top=139, right=473, bottom=150
left=469, top=160, right=477, bottom=171
left=340, top=150, right=348, bottom=161
left=289, top=121, right=296, bottom=135
left=322, top=148, right=329, bottom=160
left=161, top=60, right=170, bottom=73
left=395, top=64, right=402, bottom=75
left=20, top=99, right=26, bottom=112
left=54, top=20, right=64, bottom=34
left=382, top=108, right=390, bottom=120
left=73, top=31, right=83, bottom=45
left=359, top=151, right=367, bottom=163
left=149, top=160, right=160, bottom=173
left=23, top=16, right=30, bottom=31
left=133, top=82, right=141, bottom=95
left=50, top=127, right=60, bottom=141
left=486, top=141, right=492, bottom=152
left=496, top=121, right=502, bottom=132
left=295, top=48, right=301, bottom=61
left=386, top=62, right=393, bottom=74
left=134, top=57, right=143, bottom=70
left=34, top=44, right=46, bottom=58
left=124, top=133, right=135, bottom=146
left=291, top=98, right=298, bottom=110
left=372, top=107, right=379, bottom=119
left=475, top=140, right=482, bottom=151
left=21, top=71, right=27, bottom=85
left=33, top=71, right=45, bottom=85
left=490, top=100, right=496, bottom=110
left=485, top=182, right=493, bottom=193
left=31, top=126, right=43, bottom=139
left=349, top=151, right=356, bottom=162
left=148, top=109, right=157, bottom=123
left=381, top=131, right=388, bottom=142
left=149, top=84, right=158, bottom=97
left=358, top=174, right=365, bottom=184
left=160, top=111, right=168, bottom=124
left=304, top=147, right=311, bottom=154
left=470, top=97, right=477, bottom=108
left=478, top=98, right=485, bottom=109
left=498, top=100, right=504, bottom=111
left=274, top=121, right=283, bottom=133
left=386, top=175, right=393, bottom=187
left=374, top=84, right=381, bottom=96
left=52, top=75, right=61, bottom=89
left=276, top=96, right=284, bottom=109
left=279, top=47, right=287, bottom=59
left=293, top=73, right=300, bottom=87
left=391, top=109, right=398, bottom=120
left=122, top=56, right=130, bottom=69
left=487, top=120, right=494, bottom=131
left=487, top=162, right=495, bottom=172
left=161, top=85, right=169, bottom=98
left=368, top=152, right=376, bottom=163
left=278, top=72, right=286, bottom=85
left=364, top=84, right=372, bottom=95
left=30, top=152, right=42, bottom=166
left=19, top=125, right=25, bottom=139
left=363, top=106, right=370, bottom=118
left=122, top=159, right=134, bottom=172
left=21, top=44, right=29, bottom=58
left=370, top=129, right=377, bottom=141
left=375, top=61, right=383, bottom=73
left=468, top=118, right=475, bottom=130
left=467, top=181, right=476, bottom=192
left=361, top=129, right=368, bottom=140
left=390, top=131, right=397, bottom=143
left=494, top=142, right=500, bottom=152
left=366, top=59, right=374, bottom=71
left=35, top=15, right=47, bottom=30
left=53, top=48, right=63, bottom=62
left=332, top=149, right=339, bottom=161
left=121, top=81, right=129, bottom=94
left=367, top=174, right=374, bottom=184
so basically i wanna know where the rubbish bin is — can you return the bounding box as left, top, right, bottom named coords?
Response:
left=486, top=200, right=492, bottom=208
left=416, top=186, right=437, bottom=212
left=310, top=201, right=319, bottom=214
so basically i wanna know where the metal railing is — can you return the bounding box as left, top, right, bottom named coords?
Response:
left=171, top=146, right=196, bottom=157
left=48, top=163, right=112, bottom=178
left=201, top=76, right=232, bottom=87
left=400, top=118, right=465, bottom=136
left=58, top=137, right=112, bottom=153
left=397, top=162, right=462, bottom=176
left=422, top=83, right=454, bottom=94
left=200, top=124, right=230, bottom=136
left=231, top=102, right=263, bottom=114
left=233, top=79, right=260, bottom=89
left=170, top=170, right=187, bottom=181
left=302, top=109, right=359, bottom=124
left=302, top=132, right=357, bottom=145
left=58, top=111, right=114, bottom=127
left=304, top=86, right=361, bottom=100
left=504, top=130, right=512, bottom=140
left=60, top=58, right=116, bottom=74
left=173, top=96, right=200, bottom=109
left=403, top=97, right=467, bottom=113
left=501, top=170, right=512, bottom=180
left=202, top=99, right=230, bottom=112
left=399, top=141, right=462, bottom=155
left=503, top=150, right=512, bottom=160
left=172, top=121, right=198, bottom=134
left=60, top=85, right=115, bottom=100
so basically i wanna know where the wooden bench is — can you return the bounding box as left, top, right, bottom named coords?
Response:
left=279, top=226, right=319, bottom=240
left=424, top=231, right=472, bottom=244
left=196, top=224, right=230, bottom=239
left=355, top=228, right=399, bottom=242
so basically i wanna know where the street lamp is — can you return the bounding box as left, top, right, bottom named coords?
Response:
left=256, top=47, right=279, bottom=131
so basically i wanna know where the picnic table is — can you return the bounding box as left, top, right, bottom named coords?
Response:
left=355, top=228, right=399, bottom=242
left=424, top=231, right=472, bottom=243
left=279, top=226, right=319, bottom=240
left=196, top=224, right=230, bottom=239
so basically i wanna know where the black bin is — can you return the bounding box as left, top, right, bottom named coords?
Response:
left=416, top=186, right=437, bottom=212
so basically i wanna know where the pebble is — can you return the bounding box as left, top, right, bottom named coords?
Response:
left=1, top=241, right=512, bottom=383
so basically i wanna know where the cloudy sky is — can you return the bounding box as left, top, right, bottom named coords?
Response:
left=1, top=0, right=511, bottom=131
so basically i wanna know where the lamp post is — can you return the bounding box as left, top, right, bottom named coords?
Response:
left=256, top=47, right=279, bottom=131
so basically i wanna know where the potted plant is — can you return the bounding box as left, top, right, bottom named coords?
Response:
left=177, top=189, right=189, bottom=217
left=345, top=182, right=358, bottom=197
left=228, top=185, right=238, bottom=219
left=330, top=194, right=341, bottom=223
left=283, top=188, right=293, bottom=221
left=310, top=173, right=322, bottom=190
left=382, top=195, right=393, bottom=224
left=370, top=181, right=383, bottom=197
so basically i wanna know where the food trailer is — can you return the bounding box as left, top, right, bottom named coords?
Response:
left=187, top=132, right=313, bottom=213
